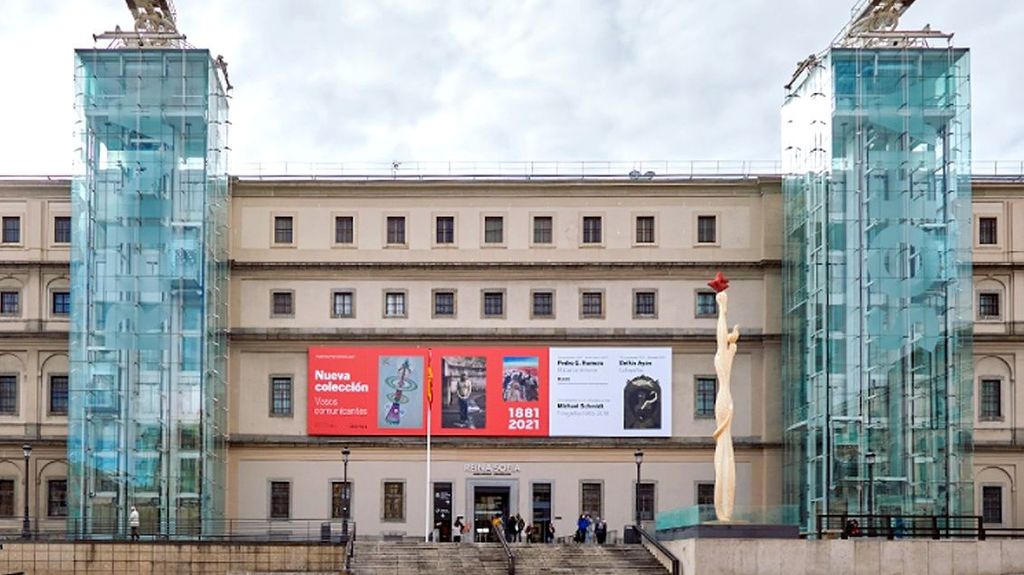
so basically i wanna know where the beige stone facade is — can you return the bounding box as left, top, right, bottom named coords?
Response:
left=0, top=175, right=1020, bottom=538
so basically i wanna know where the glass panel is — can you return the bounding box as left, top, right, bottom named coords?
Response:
left=532, top=292, right=553, bottom=317
left=484, top=216, right=503, bottom=244
left=335, top=216, right=354, bottom=244
left=582, top=217, right=602, bottom=244
left=533, top=217, right=552, bottom=244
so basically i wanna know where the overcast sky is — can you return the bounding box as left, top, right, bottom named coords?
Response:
left=1, top=0, right=1021, bottom=175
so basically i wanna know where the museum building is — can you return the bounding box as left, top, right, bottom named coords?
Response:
left=0, top=3, right=1021, bottom=542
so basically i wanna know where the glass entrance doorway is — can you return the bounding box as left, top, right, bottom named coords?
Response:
left=473, top=486, right=510, bottom=542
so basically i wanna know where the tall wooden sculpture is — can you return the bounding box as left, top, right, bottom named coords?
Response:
left=708, top=271, right=738, bottom=522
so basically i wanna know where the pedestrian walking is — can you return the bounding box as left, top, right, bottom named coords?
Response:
left=128, top=506, right=140, bottom=541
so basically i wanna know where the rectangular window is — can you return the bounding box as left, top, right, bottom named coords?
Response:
left=385, top=292, right=406, bottom=317
left=271, top=291, right=293, bottom=317
left=47, top=479, right=67, bottom=517
left=2, top=217, right=20, bottom=244
left=637, top=482, right=655, bottom=521
left=696, top=483, right=715, bottom=506
left=979, top=217, right=997, bottom=245
left=435, top=216, right=455, bottom=245
left=54, top=216, right=71, bottom=244
left=0, top=292, right=19, bottom=316
left=179, top=425, right=201, bottom=450
left=697, top=215, right=717, bottom=244
left=983, top=485, right=1002, bottom=524
left=582, top=216, right=602, bottom=244
left=484, top=216, right=504, bottom=244
left=695, top=377, right=717, bottom=418
left=696, top=291, right=718, bottom=317
left=636, top=216, right=655, bottom=244
left=52, top=291, right=70, bottom=316
left=978, top=293, right=1000, bottom=318
left=331, top=480, right=352, bottom=519
left=49, top=375, right=68, bottom=416
left=0, top=375, right=16, bottom=415
left=274, top=216, right=293, bottom=244
left=433, top=291, right=455, bottom=317
left=580, top=482, right=602, bottom=519
left=532, top=291, right=554, bottom=318
left=533, top=216, right=553, bottom=245
left=270, top=376, right=293, bottom=417
left=483, top=291, right=504, bottom=317
left=332, top=291, right=354, bottom=318
left=0, top=480, right=13, bottom=517
left=634, top=291, right=656, bottom=317
left=383, top=481, right=405, bottom=521
left=386, top=216, right=406, bottom=245
left=335, top=216, right=354, bottom=244
left=581, top=291, right=603, bottom=318
left=270, top=481, right=290, bottom=519
left=981, top=378, right=1002, bottom=419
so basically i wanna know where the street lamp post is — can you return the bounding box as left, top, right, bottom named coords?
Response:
left=21, top=444, right=31, bottom=540
left=342, top=447, right=350, bottom=537
left=634, top=449, right=644, bottom=528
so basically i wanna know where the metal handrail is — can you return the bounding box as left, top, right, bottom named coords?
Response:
left=816, top=514, right=985, bottom=540
left=344, top=521, right=356, bottom=572
left=635, top=524, right=679, bottom=575
left=491, top=523, right=516, bottom=575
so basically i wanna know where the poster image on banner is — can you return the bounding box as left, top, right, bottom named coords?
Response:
left=440, top=355, right=487, bottom=430
left=548, top=348, right=672, bottom=437
left=377, top=355, right=424, bottom=429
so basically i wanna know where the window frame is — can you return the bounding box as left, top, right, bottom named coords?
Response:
left=695, top=482, right=715, bottom=506
left=47, top=479, right=68, bottom=518
left=482, top=214, right=505, bottom=246
left=979, top=377, right=1003, bottom=421
left=695, top=290, right=718, bottom=318
left=481, top=289, right=506, bottom=319
left=272, top=214, right=295, bottom=246
left=982, top=484, right=1003, bottom=525
left=635, top=481, right=656, bottom=522
left=268, top=375, right=294, bottom=418
left=269, top=480, right=292, bottom=520
left=331, top=290, right=355, bottom=319
left=531, top=214, right=555, bottom=247
left=634, top=214, right=657, bottom=246
left=694, top=376, right=718, bottom=419
left=978, top=216, right=998, bottom=246
left=53, top=216, right=72, bottom=245
left=0, top=373, right=17, bottom=416
left=270, top=290, right=295, bottom=318
left=633, top=289, right=658, bottom=319
left=0, top=478, right=14, bottom=517
left=695, top=214, right=719, bottom=245
left=433, top=215, right=456, bottom=247
left=579, top=480, right=603, bottom=519
left=432, top=289, right=457, bottom=318
left=49, top=374, right=69, bottom=416
left=1, top=216, right=21, bottom=245
left=977, top=291, right=1001, bottom=320
left=383, top=290, right=408, bottom=318
left=530, top=290, right=555, bottom=319
left=51, top=290, right=71, bottom=317
left=579, top=290, right=604, bottom=319
left=333, top=214, right=356, bottom=246
left=580, top=215, right=604, bottom=246
left=0, top=291, right=20, bottom=317
left=381, top=480, right=406, bottom=522
left=385, top=215, right=408, bottom=247
left=330, top=479, right=353, bottom=520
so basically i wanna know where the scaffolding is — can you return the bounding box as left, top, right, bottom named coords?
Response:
left=68, top=47, right=230, bottom=538
left=782, top=26, right=973, bottom=533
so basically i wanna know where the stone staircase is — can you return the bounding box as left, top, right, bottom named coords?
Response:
left=348, top=541, right=668, bottom=575
left=513, top=543, right=668, bottom=575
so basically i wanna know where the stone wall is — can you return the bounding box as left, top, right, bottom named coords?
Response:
left=657, top=538, right=1024, bottom=575
left=0, top=541, right=344, bottom=574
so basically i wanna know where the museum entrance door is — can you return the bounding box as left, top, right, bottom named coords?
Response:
left=473, top=486, right=510, bottom=542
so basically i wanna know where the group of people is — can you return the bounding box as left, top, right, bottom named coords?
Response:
left=452, top=512, right=555, bottom=544
left=502, top=369, right=540, bottom=402
left=574, top=514, right=608, bottom=544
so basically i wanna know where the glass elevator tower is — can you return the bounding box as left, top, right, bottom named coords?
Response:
left=782, top=45, right=973, bottom=533
left=69, top=48, right=229, bottom=537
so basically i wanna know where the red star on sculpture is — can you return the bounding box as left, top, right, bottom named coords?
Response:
left=707, top=271, right=729, bottom=293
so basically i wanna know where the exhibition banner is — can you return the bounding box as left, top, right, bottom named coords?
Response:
left=548, top=348, right=672, bottom=437
left=307, top=346, right=670, bottom=437
left=307, top=347, right=549, bottom=436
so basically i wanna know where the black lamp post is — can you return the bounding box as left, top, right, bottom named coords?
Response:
left=21, top=444, right=31, bottom=540
left=634, top=449, right=644, bottom=527
left=342, top=447, right=351, bottom=536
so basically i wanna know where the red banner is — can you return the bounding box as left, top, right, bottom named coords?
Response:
left=307, top=347, right=549, bottom=437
